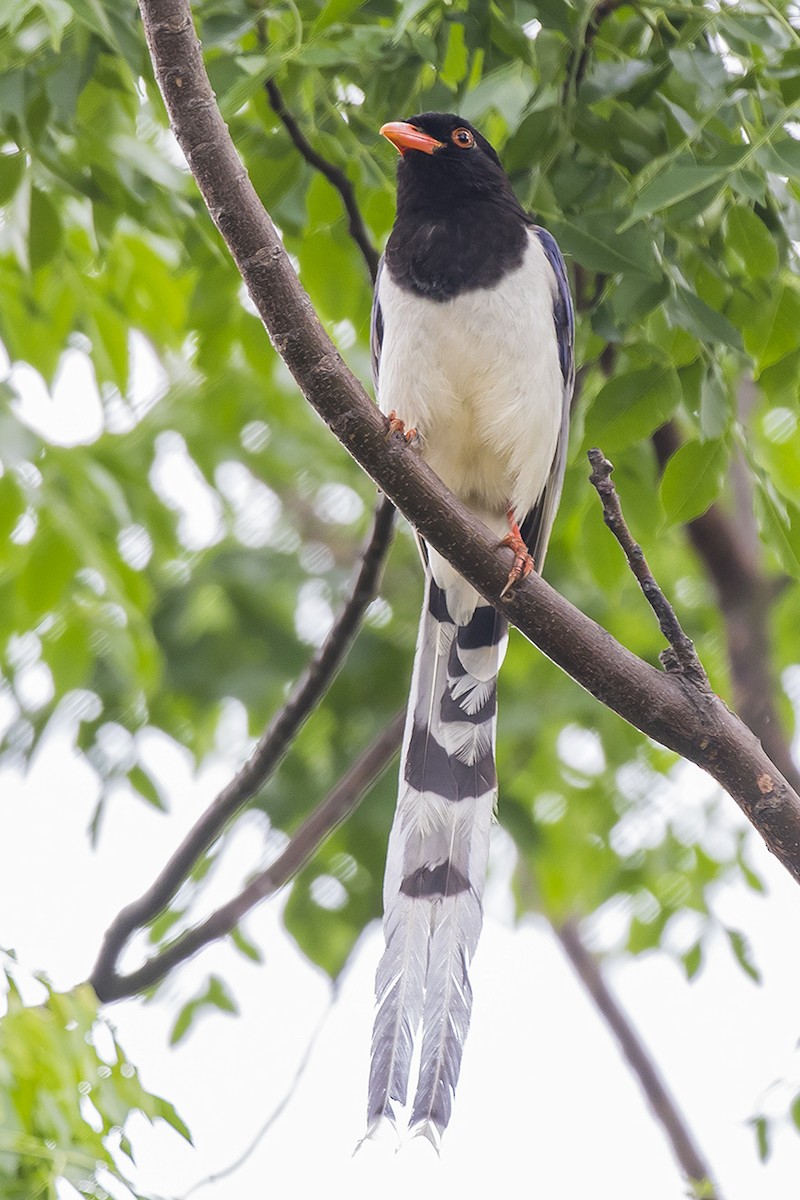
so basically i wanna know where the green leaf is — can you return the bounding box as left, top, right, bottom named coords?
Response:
left=743, top=284, right=800, bottom=375
left=529, top=0, right=578, bottom=41
left=19, top=524, right=80, bottom=616
left=681, top=941, right=702, bottom=980
left=698, top=365, right=733, bottom=441
left=611, top=274, right=670, bottom=323
left=147, top=906, right=186, bottom=944
left=29, top=188, right=64, bottom=272
left=0, top=149, right=24, bottom=204
left=752, top=1115, right=770, bottom=1162
left=725, top=927, right=761, bottom=984
left=583, top=366, right=681, bottom=454
left=0, top=471, right=24, bottom=542
left=624, top=165, right=731, bottom=225
left=660, top=439, right=728, bottom=527
left=169, top=975, right=238, bottom=1045
left=754, top=481, right=800, bottom=578
left=673, top=287, right=743, bottom=351
left=756, top=137, right=800, bottom=178
left=151, top=1094, right=193, bottom=1143
left=128, top=764, right=167, bottom=811
left=753, top=1113, right=767, bottom=1161
left=230, top=925, right=263, bottom=963
left=791, top=1093, right=800, bottom=1132
left=725, top=206, right=779, bottom=278
left=547, top=211, right=660, bottom=278
left=312, top=0, right=366, bottom=33
left=440, top=20, right=468, bottom=89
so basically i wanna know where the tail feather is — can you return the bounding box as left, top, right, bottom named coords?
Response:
left=367, top=575, right=506, bottom=1142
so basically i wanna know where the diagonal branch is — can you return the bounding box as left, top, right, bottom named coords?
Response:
left=136, top=0, right=800, bottom=888
left=265, top=78, right=380, bottom=283
left=556, top=917, right=721, bottom=1199
left=653, top=420, right=800, bottom=795
left=92, top=711, right=404, bottom=1001
left=588, top=448, right=708, bottom=686
left=89, top=496, right=395, bottom=1001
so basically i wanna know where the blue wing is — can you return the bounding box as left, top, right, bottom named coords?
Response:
left=520, top=226, right=575, bottom=566
left=370, top=255, right=385, bottom=393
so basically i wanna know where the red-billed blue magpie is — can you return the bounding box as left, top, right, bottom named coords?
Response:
left=366, top=113, right=575, bottom=1147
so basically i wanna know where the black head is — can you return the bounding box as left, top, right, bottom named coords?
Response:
left=381, top=112, right=520, bottom=212
left=380, top=112, right=529, bottom=300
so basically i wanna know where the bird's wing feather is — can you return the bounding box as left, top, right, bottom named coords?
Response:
left=520, top=227, right=575, bottom=566
left=370, top=255, right=385, bottom=391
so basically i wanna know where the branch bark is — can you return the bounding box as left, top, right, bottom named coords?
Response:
left=91, top=711, right=404, bottom=1002
left=135, top=0, right=800, bottom=888
left=264, top=78, right=380, bottom=283
left=89, top=496, right=395, bottom=1001
left=588, top=448, right=707, bottom=684
left=556, top=917, right=721, bottom=1199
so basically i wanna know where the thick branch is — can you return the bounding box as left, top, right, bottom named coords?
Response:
left=557, top=918, right=721, bottom=1198
left=89, top=496, right=394, bottom=1000
left=265, top=78, right=380, bottom=283
left=136, top=0, right=800, bottom=888
left=92, top=711, right=405, bottom=1002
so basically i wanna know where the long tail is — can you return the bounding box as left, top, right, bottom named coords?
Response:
left=367, top=575, right=507, bottom=1146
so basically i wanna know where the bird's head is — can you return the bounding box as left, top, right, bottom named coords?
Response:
left=380, top=113, right=511, bottom=206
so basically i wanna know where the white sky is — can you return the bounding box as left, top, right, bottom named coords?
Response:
left=3, top=350, right=800, bottom=1200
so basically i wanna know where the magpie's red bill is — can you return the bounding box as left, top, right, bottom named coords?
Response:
left=380, top=121, right=444, bottom=157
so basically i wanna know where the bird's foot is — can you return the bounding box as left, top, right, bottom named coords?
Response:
left=386, top=410, right=418, bottom=444
left=499, top=513, right=534, bottom=597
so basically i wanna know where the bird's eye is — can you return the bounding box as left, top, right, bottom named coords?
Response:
left=451, top=128, right=475, bottom=148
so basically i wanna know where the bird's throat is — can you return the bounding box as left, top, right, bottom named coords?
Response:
left=385, top=206, right=528, bottom=302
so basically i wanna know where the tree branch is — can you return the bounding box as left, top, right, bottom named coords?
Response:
left=653, top=420, right=800, bottom=795
left=92, top=710, right=405, bottom=1002
left=135, top=0, right=800, bottom=893
left=264, top=78, right=380, bottom=283
left=588, top=448, right=708, bottom=685
left=89, top=497, right=395, bottom=1001
left=556, top=917, right=721, bottom=1199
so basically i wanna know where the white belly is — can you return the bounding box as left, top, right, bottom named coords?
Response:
left=377, top=228, right=564, bottom=530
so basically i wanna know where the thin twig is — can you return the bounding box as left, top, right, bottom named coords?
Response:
left=564, top=0, right=627, bottom=107
left=179, top=993, right=336, bottom=1198
left=265, top=78, right=380, bottom=283
left=587, top=448, right=709, bottom=686
left=653, top=419, right=800, bottom=795
left=89, top=498, right=395, bottom=1001
left=91, top=711, right=405, bottom=1001
left=557, top=917, right=720, bottom=1200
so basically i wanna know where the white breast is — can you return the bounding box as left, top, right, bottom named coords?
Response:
left=377, top=229, right=564, bottom=531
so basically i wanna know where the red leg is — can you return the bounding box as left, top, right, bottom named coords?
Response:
left=499, top=508, right=535, bottom=597
left=386, top=410, right=418, bottom=444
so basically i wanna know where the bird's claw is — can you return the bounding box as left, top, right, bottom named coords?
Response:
left=386, top=410, right=418, bottom=445
left=499, top=517, right=535, bottom=597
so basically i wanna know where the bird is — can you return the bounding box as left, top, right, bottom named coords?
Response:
left=366, top=112, right=575, bottom=1148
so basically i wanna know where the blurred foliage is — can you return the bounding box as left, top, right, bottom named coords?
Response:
left=0, top=955, right=190, bottom=1199
left=1, top=0, right=800, bottom=1189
